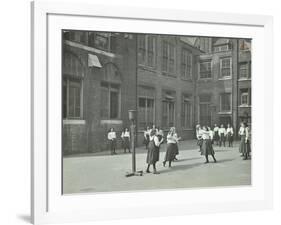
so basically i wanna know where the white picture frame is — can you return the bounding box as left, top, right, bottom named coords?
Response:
left=31, top=1, right=274, bottom=224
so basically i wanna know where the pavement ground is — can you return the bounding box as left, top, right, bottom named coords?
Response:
left=63, top=140, right=251, bottom=194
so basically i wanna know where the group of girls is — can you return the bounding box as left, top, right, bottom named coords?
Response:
left=145, top=126, right=181, bottom=174
left=213, top=124, right=234, bottom=147
left=107, top=127, right=131, bottom=155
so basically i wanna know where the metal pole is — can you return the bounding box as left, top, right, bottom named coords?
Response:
left=131, top=122, right=136, bottom=173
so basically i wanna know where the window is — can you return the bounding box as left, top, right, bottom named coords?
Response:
left=241, top=93, right=249, bottom=105
left=199, top=95, right=211, bottom=126
left=138, top=35, right=156, bottom=67
left=239, top=62, right=251, bottom=79
left=63, top=78, right=82, bottom=119
left=181, top=96, right=192, bottom=128
left=181, top=49, right=192, bottom=79
left=162, top=41, right=175, bottom=74
left=220, top=93, right=231, bottom=112
left=240, top=89, right=251, bottom=106
left=162, top=96, right=175, bottom=128
left=138, top=97, right=155, bottom=129
left=214, top=44, right=229, bottom=52
left=63, top=31, right=87, bottom=44
left=199, top=61, right=212, bottom=79
left=88, top=32, right=116, bottom=52
left=100, top=82, right=120, bottom=119
left=220, top=57, right=232, bottom=77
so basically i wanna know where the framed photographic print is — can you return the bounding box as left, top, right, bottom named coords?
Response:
left=31, top=1, right=273, bottom=224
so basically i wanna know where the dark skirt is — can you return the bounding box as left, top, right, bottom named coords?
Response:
left=164, top=143, right=177, bottom=162
left=109, top=139, right=116, bottom=150
left=146, top=141, right=160, bottom=164
left=227, top=133, right=233, bottom=142
left=122, top=137, right=130, bottom=149
left=201, top=139, right=215, bottom=156
left=239, top=135, right=251, bottom=154
left=214, top=131, right=219, bottom=141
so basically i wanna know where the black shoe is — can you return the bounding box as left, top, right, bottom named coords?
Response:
left=146, top=170, right=151, bottom=173
left=153, top=170, right=160, bottom=174
left=204, top=161, right=209, bottom=164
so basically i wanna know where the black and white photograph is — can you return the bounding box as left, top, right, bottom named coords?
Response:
left=62, top=30, right=252, bottom=194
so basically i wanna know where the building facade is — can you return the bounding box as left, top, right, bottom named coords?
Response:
left=62, top=31, right=137, bottom=154
left=62, top=31, right=251, bottom=155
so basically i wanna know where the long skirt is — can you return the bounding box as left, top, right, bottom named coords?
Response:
left=122, top=137, right=130, bottom=149
left=164, top=143, right=177, bottom=162
left=214, top=131, right=219, bottom=142
left=239, top=135, right=251, bottom=154
left=146, top=141, right=160, bottom=164
left=227, top=133, right=233, bottom=143
left=143, top=135, right=149, bottom=146
left=109, top=139, right=116, bottom=151
left=201, top=139, right=215, bottom=156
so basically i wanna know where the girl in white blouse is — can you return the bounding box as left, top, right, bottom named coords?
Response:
left=226, top=124, right=234, bottom=147
left=107, top=128, right=117, bottom=155
left=121, top=127, right=131, bottom=153
left=218, top=124, right=226, bottom=147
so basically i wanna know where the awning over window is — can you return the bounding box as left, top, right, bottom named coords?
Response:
left=88, top=54, right=102, bottom=68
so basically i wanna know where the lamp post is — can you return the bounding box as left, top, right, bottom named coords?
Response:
left=125, top=110, right=143, bottom=177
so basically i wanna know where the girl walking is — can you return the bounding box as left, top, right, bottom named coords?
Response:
left=143, top=126, right=150, bottom=149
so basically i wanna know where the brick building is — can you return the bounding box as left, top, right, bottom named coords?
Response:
left=62, top=31, right=137, bottom=154
left=62, top=31, right=251, bottom=155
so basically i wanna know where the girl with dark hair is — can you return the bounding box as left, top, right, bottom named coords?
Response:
left=146, top=129, right=163, bottom=174
left=107, top=128, right=117, bottom=155
left=121, top=127, right=131, bottom=153
left=200, top=126, right=217, bottom=163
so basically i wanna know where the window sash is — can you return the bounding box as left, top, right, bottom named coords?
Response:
left=220, top=58, right=232, bottom=77
left=199, top=61, right=211, bottom=79
left=138, top=97, right=155, bottom=129
left=100, top=83, right=120, bottom=119
left=182, top=100, right=192, bottom=128
left=220, top=93, right=231, bottom=112
left=138, top=35, right=156, bottom=67
left=63, top=78, right=82, bottom=119
left=162, top=100, right=175, bottom=128
left=162, top=41, right=175, bottom=74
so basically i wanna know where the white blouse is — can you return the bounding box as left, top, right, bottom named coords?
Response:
left=121, top=131, right=130, bottom=138
left=226, top=127, right=234, bottom=135
left=218, top=128, right=226, bottom=136
left=149, top=135, right=162, bottom=147
left=107, top=131, right=116, bottom=140
left=167, top=133, right=178, bottom=144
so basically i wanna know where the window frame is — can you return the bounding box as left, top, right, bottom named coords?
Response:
left=181, top=96, right=192, bottom=128
left=162, top=40, right=176, bottom=75
left=220, top=57, right=232, bottom=78
left=63, top=77, right=83, bottom=120
left=162, top=98, right=175, bottom=128
left=100, top=82, right=121, bottom=120
left=199, top=60, right=212, bottom=79
left=137, top=96, right=155, bottom=129
left=138, top=35, right=157, bottom=68
left=181, top=48, right=192, bottom=80
left=219, top=93, right=232, bottom=112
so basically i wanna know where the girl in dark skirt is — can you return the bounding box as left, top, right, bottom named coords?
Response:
left=143, top=126, right=150, bottom=149
left=218, top=124, right=226, bottom=147
left=121, top=127, right=131, bottom=153
left=107, top=128, right=117, bottom=155
left=200, top=126, right=217, bottom=163
left=213, top=124, right=219, bottom=145
left=146, top=129, right=163, bottom=174
left=226, top=124, right=234, bottom=147
left=163, top=127, right=180, bottom=167
left=239, top=123, right=251, bottom=160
